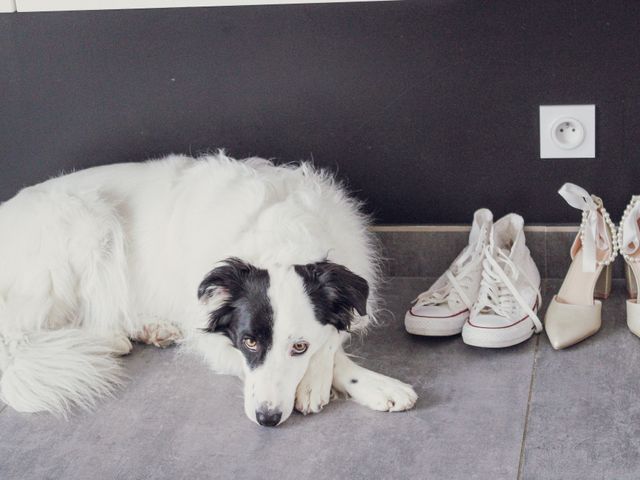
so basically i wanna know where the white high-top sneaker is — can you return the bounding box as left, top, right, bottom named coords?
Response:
left=405, top=209, right=492, bottom=336
left=461, top=214, right=543, bottom=348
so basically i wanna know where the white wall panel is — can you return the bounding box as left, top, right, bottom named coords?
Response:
left=0, top=0, right=16, bottom=13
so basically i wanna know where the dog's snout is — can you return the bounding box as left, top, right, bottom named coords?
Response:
left=255, top=408, right=282, bottom=427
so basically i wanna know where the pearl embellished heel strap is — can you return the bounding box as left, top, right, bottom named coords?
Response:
left=618, top=195, right=640, bottom=338
left=544, top=183, right=617, bottom=350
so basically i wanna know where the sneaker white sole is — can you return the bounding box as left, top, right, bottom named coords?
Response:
left=462, top=327, right=535, bottom=348
left=404, top=309, right=468, bottom=337
left=461, top=309, right=538, bottom=348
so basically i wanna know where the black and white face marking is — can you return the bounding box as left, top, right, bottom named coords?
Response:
left=198, top=258, right=369, bottom=427
left=198, top=258, right=274, bottom=370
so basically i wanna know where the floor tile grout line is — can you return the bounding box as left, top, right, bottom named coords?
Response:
left=517, top=334, right=540, bottom=480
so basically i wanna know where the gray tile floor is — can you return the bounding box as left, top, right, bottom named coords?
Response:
left=0, top=277, right=637, bottom=480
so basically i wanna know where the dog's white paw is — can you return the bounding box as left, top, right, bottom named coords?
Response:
left=295, top=361, right=333, bottom=415
left=295, top=376, right=331, bottom=415
left=136, top=323, right=183, bottom=348
left=347, top=371, right=417, bottom=412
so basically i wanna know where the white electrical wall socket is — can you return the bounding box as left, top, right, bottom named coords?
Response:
left=539, top=105, right=595, bottom=159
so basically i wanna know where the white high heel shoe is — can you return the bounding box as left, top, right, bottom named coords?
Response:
left=405, top=209, right=492, bottom=336
left=618, top=196, right=640, bottom=337
left=544, top=183, right=618, bottom=350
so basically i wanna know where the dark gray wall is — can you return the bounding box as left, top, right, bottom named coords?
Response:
left=1, top=1, right=640, bottom=224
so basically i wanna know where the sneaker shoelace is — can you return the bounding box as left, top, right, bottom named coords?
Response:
left=414, top=229, right=486, bottom=311
left=473, top=246, right=543, bottom=332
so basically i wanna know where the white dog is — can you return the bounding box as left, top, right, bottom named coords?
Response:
left=0, top=153, right=417, bottom=426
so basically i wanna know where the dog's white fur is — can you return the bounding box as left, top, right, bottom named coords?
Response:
left=0, top=153, right=417, bottom=424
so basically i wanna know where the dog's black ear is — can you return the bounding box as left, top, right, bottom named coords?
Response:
left=198, top=258, right=254, bottom=333
left=294, top=261, right=369, bottom=331
left=198, top=257, right=253, bottom=305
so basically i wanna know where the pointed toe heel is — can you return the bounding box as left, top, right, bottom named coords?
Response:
left=544, top=183, right=617, bottom=350
left=626, top=299, right=640, bottom=338
left=545, top=296, right=602, bottom=350
left=619, top=196, right=640, bottom=338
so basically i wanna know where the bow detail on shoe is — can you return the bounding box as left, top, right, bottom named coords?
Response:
left=558, top=183, right=611, bottom=273
left=621, top=198, right=640, bottom=258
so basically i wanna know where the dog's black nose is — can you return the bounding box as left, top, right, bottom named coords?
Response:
left=255, top=409, right=282, bottom=427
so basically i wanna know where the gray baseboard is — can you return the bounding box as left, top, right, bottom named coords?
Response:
left=372, top=225, right=625, bottom=279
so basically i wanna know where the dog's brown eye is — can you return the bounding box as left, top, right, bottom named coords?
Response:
left=243, top=337, right=258, bottom=351
left=291, top=342, right=309, bottom=356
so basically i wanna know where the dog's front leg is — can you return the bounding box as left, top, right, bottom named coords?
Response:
left=332, top=349, right=417, bottom=412
left=294, top=329, right=344, bottom=415
left=134, top=322, right=183, bottom=348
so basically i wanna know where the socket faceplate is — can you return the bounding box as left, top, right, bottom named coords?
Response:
left=540, top=105, right=595, bottom=159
